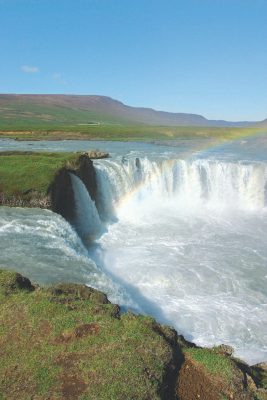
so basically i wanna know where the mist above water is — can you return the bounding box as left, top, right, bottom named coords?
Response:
left=0, top=137, right=267, bottom=364
left=90, top=156, right=267, bottom=364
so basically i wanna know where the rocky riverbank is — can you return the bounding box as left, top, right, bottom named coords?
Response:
left=0, top=268, right=266, bottom=400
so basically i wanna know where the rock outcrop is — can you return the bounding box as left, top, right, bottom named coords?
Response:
left=72, top=155, right=98, bottom=202
left=48, top=154, right=100, bottom=223
left=0, top=151, right=100, bottom=224
left=78, top=150, right=109, bottom=159
left=49, top=167, right=76, bottom=220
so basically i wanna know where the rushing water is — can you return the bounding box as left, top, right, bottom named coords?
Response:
left=0, top=136, right=267, bottom=365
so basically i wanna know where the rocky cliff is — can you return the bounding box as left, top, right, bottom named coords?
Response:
left=0, top=151, right=105, bottom=223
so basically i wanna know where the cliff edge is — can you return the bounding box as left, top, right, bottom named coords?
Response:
left=0, top=150, right=107, bottom=220
left=0, top=268, right=266, bottom=400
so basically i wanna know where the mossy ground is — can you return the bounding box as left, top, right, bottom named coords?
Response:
left=0, top=151, right=79, bottom=199
left=0, top=270, right=174, bottom=400
left=0, top=269, right=266, bottom=400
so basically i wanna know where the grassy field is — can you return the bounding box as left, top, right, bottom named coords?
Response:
left=0, top=123, right=265, bottom=142
left=0, top=152, right=79, bottom=199
left=0, top=96, right=266, bottom=142
left=0, top=100, right=132, bottom=129
left=0, top=268, right=266, bottom=400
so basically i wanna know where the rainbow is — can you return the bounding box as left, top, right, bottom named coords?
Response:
left=109, top=127, right=267, bottom=211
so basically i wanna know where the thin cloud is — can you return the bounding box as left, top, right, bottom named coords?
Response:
left=52, top=72, right=61, bottom=80
left=52, top=72, right=66, bottom=84
left=21, top=65, right=39, bottom=73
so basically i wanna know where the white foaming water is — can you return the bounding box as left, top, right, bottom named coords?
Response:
left=0, top=207, right=135, bottom=307
left=90, top=157, right=267, bottom=364
left=94, top=158, right=267, bottom=217
left=1, top=137, right=267, bottom=365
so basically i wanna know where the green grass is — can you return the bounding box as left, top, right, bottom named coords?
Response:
left=0, top=101, right=132, bottom=128
left=0, top=269, right=173, bottom=400
left=0, top=151, right=79, bottom=199
left=185, top=347, right=235, bottom=382
left=254, top=394, right=267, bottom=400
left=0, top=269, right=264, bottom=400
left=0, top=97, right=266, bottom=142
left=0, top=122, right=265, bottom=142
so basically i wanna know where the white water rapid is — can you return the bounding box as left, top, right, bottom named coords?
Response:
left=94, top=158, right=267, bottom=218
left=1, top=137, right=267, bottom=365
left=83, top=156, right=266, bottom=365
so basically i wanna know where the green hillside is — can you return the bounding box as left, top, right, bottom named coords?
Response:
left=0, top=101, right=131, bottom=129
left=0, top=94, right=265, bottom=141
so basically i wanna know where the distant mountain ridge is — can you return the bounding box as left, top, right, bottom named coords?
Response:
left=256, top=118, right=267, bottom=127
left=0, top=94, right=264, bottom=127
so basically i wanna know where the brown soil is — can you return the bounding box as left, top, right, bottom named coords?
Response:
left=54, top=323, right=100, bottom=344
left=74, top=323, right=100, bottom=338
left=61, top=373, right=87, bottom=400
left=176, top=356, right=223, bottom=400
left=176, top=354, right=254, bottom=400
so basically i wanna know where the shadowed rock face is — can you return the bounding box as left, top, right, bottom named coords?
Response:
left=49, top=168, right=76, bottom=221
left=0, top=269, right=35, bottom=295
left=48, top=154, right=99, bottom=222
left=74, top=155, right=98, bottom=203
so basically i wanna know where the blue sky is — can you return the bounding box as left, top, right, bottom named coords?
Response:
left=0, top=0, right=266, bottom=120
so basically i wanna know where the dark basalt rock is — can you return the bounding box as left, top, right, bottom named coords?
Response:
left=250, top=362, right=267, bottom=390
left=135, top=157, right=141, bottom=169
left=78, top=150, right=109, bottom=159
left=48, top=154, right=99, bottom=223
left=214, top=344, right=234, bottom=356
left=48, top=282, right=110, bottom=304
left=0, top=269, right=35, bottom=295
left=48, top=168, right=76, bottom=221
left=74, top=155, right=98, bottom=203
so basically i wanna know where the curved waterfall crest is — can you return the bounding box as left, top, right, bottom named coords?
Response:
left=93, top=157, right=267, bottom=215
left=70, top=157, right=267, bottom=239
left=51, top=154, right=267, bottom=364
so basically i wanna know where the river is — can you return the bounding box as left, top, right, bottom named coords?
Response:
left=0, top=134, right=266, bottom=365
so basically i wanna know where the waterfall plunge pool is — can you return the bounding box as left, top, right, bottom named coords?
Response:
left=0, top=136, right=267, bottom=365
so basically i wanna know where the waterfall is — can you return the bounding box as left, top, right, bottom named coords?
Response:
left=70, top=157, right=267, bottom=238
left=70, top=173, right=104, bottom=242
left=94, top=158, right=267, bottom=219
left=68, top=156, right=267, bottom=364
